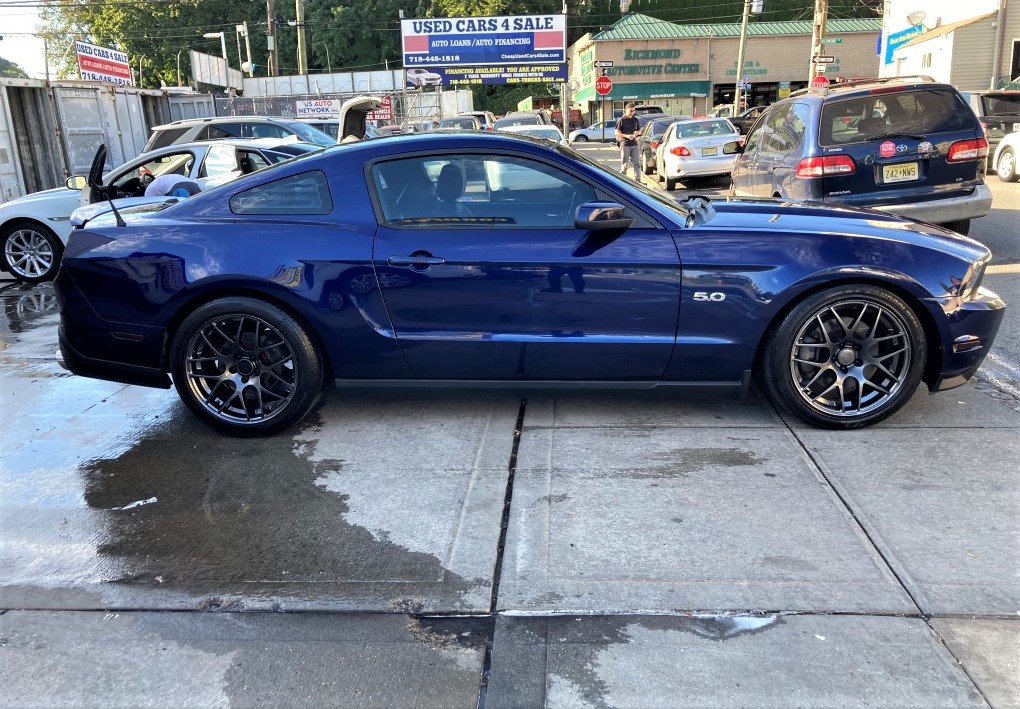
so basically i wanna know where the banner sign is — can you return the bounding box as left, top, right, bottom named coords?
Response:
left=401, top=15, right=566, bottom=68
left=367, top=96, right=394, bottom=122
left=408, top=64, right=566, bottom=87
left=75, top=41, right=132, bottom=85
left=296, top=99, right=341, bottom=117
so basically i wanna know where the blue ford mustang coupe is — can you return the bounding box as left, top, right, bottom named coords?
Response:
left=55, top=133, right=1005, bottom=436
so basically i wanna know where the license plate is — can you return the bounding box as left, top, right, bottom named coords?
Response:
left=702, top=147, right=718, bottom=156
left=882, top=162, right=919, bottom=183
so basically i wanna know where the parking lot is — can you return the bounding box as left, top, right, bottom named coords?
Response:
left=0, top=157, right=1018, bottom=707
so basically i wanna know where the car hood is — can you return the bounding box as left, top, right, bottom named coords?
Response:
left=1, top=186, right=75, bottom=210
left=706, top=197, right=989, bottom=262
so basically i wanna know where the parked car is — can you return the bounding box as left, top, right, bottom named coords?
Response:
left=729, top=77, right=992, bottom=235
left=494, top=111, right=550, bottom=129
left=991, top=130, right=1020, bottom=182
left=406, top=68, right=442, bottom=87
left=459, top=111, right=497, bottom=131
left=144, top=116, right=335, bottom=150
left=56, top=132, right=1004, bottom=437
left=497, top=124, right=568, bottom=145
left=707, top=105, right=734, bottom=118
left=656, top=118, right=742, bottom=189
left=638, top=115, right=690, bottom=175
left=568, top=120, right=616, bottom=143
left=631, top=105, right=667, bottom=116
left=960, top=90, right=1020, bottom=166
left=149, top=97, right=381, bottom=149
left=0, top=139, right=321, bottom=283
left=728, top=105, right=769, bottom=134
left=438, top=116, right=481, bottom=131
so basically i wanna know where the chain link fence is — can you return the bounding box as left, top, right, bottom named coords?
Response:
left=213, top=89, right=447, bottom=127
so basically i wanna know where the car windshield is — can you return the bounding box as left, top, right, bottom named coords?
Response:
left=282, top=121, right=337, bottom=147
left=819, top=89, right=974, bottom=146
left=981, top=94, right=1020, bottom=116
left=675, top=119, right=737, bottom=137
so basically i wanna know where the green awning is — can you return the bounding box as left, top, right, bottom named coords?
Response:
left=575, top=80, right=710, bottom=102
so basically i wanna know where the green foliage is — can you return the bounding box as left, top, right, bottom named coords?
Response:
left=0, top=57, right=29, bottom=79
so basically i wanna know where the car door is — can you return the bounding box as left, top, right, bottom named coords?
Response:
left=369, top=151, right=681, bottom=380
left=729, top=111, right=772, bottom=197
left=87, top=148, right=200, bottom=205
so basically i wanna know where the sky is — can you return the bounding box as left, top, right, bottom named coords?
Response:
left=1, top=4, right=51, bottom=79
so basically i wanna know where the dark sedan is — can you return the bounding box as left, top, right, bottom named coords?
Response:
left=729, top=105, right=769, bottom=134
left=56, top=133, right=1005, bottom=436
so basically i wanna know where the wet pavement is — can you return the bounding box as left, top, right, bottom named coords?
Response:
left=2, top=172, right=1019, bottom=708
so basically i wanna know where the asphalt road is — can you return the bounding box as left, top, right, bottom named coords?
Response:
left=0, top=157, right=1017, bottom=708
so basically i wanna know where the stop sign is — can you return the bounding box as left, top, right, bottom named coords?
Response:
left=810, top=75, right=830, bottom=89
left=595, top=76, right=612, bottom=95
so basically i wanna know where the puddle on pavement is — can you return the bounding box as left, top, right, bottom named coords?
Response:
left=75, top=414, right=484, bottom=608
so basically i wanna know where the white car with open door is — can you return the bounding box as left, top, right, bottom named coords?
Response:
left=0, top=139, right=320, bottom=283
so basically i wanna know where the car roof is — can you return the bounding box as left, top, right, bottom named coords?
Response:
left=788, top=75, right=954, bottom=102
left=150, top=116, right=307, bottom=130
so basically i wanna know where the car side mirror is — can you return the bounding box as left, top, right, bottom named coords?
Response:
left=575, top=202, right=634, bottom=231
left=66, top=175, right=87, bottom=190
left=723, top=140, right=744, bottom=155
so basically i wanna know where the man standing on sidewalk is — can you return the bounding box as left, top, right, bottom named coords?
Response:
left=616, top=103, right=641, bottom=179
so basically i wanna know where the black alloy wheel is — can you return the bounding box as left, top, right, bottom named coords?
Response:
left=170, top=298, right=325, bottom=436
left=761, top=285, right=926, bottom=428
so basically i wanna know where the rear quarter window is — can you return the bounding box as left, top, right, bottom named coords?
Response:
left=229, top=170, right=333, bottom=215
left=820, top=89, right=976, bottom=146
left=148, top=128, right=189, bottom=149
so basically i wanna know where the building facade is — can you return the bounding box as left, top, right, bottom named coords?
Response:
left=880, top=0, right=1018, bottom=88
left=568, top=13, right=882, bottom=123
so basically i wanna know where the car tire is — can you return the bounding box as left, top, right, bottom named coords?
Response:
left=642, top=152, right=654, bottom=175
left=996, top=148, right=1018, bottom=182
left=760, top=285, right=926, bottom=429
left=940, top=219, right=971, bottom=235
left=170, top=298, right=325, bottom=437
left=574, top=135, right=588, bottom=143
left=1, top=220, right=64, bottom=284
left=665, top=176, right=678, bottom=191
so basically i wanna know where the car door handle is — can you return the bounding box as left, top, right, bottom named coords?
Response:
left=388, top=255, right=446, bottom=266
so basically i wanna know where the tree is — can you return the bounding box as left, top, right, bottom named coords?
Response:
left=0, top=57, right=29, bottom=79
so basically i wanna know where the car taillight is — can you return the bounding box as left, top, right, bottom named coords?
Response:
left=651, top=140, right=660, bottom=149
left=947, top=137, right=988, bottom=162
left=795, top=155, right=856, bottom=177
left=670, top=146, right=692, bottom=157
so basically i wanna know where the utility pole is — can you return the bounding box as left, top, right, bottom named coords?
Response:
left=809, top=0, right=828, bottom=81
left=266, top=0, right=278, bottom=76
left=733, top=0, right=750, bottom=116
left=295, top=0, right=308, bottom=75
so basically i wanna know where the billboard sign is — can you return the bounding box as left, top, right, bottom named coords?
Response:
left=367, top=96, right=394, bottom=122
left=401, top=15, right=566, bottom=68
left=407, top=64, right=566, bottom=87
left=75, top=41, right=132, bottom=85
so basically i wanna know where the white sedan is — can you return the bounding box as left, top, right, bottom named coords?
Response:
left=655, top=118, right=741, bottom=190
left=991, top=130, right=1019, bottom=182
left=497, top=124, right=568, bottom=146
left=0, top=139, right=316, bottom=283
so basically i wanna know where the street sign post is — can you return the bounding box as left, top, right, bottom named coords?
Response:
left=812, top=55, right=835, bottom=64
left=593, top=60, right=613, bottom=68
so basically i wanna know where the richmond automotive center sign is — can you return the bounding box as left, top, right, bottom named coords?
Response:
left=401, top=15, right=566, bottom=86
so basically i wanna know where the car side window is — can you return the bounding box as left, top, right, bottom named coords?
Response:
left=230, top=171, right=333, bottom=215
left=741, top=114, right=768, bottom=156
left=148, top=128, right=188, bottom=150
left=200, top=124, right=241, bottom=140
left=113, top=150, right=195, bottom=189
left=759, top=105, right=805, bottom=156
left=202, top=145, right=240, bottom=177
left=372, top=155, right=596, bottom=228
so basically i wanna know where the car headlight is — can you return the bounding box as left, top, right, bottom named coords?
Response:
left=958, top=256, right=988, bottom=301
